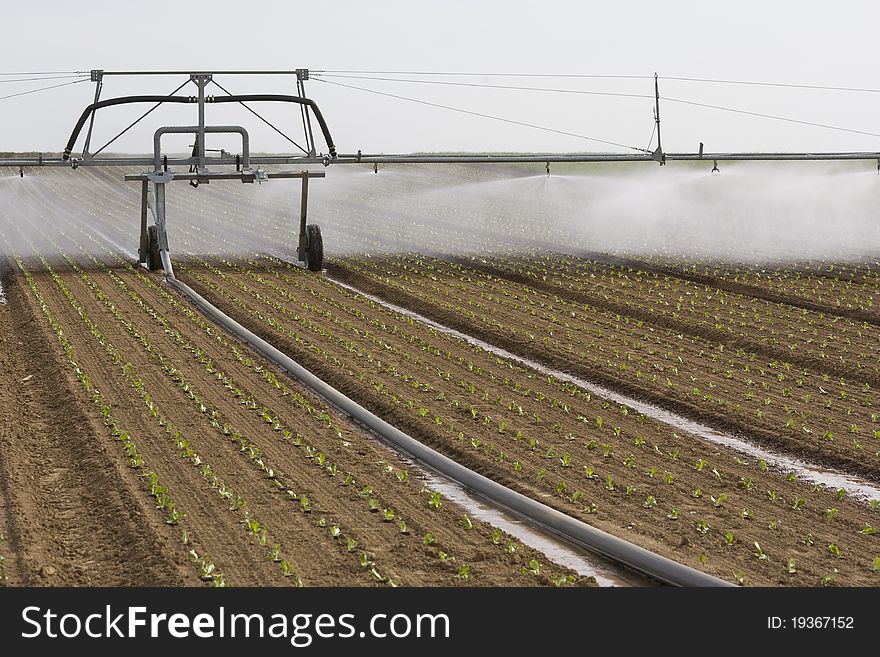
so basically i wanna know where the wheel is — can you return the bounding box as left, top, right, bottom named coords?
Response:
left=304, top=224, right=323, bottom=272
left=146, top=224, right=162, bottom=271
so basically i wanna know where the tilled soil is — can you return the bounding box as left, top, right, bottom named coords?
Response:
left=175, top=256, right=880, bottom=586
left=0, top=269, right=195, bottom=586
left=327, top=255, right=880, bottom=480
left=0, top=242, right=588, bottom=586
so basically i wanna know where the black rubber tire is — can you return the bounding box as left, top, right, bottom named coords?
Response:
left=146, top=224, right=162, bottom=271
left=304, top=224, right=323, bottom=272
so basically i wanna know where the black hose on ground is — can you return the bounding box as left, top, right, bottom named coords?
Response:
left=163, top=271, right=734, bottom=588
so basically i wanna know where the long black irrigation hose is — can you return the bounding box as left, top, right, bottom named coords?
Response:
left=161, top=267, right=733, bottom=587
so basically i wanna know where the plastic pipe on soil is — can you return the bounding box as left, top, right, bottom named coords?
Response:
left=163, top=271, right=733, bottom=588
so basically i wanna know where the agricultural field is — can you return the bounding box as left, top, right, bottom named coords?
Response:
left=1, top=164, right=879, bottom=587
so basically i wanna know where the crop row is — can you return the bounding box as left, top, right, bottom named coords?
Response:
left=5, top=243, right=226, bottom=586
left=173, top=253, right=880, bottom=585
left=458, top=252, right=880, bottom=380
left=11, top=200, right=577, bottom=586
left=330, top=254, right=880, bottom=476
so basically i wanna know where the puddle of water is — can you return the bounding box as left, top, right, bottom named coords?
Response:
left=411, top=459, right=645, bottom=587
left=328, top=276, right=880, bottom=503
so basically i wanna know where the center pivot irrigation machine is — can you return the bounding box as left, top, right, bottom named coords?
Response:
left=3, top=69, right=880, bottom=275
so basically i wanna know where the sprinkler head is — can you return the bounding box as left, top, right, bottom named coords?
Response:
left=710, top=160, right=720, bottom=175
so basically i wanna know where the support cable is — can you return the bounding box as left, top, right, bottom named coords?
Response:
left=662, top=96, right=880, bottom=139
left=0, top=74, right=89, bottom=84
left=313, top=70, right=653, bottom=79
left=314, top=73, right=880, bottom=141
left=311, top=77, right=648, bottom=153
left=0, top=70, right=88, bottom=76
left=0, top=78, right=89, bottom=102
left=210, top=79, right=309, bottom=155
left=90, top=80, right=192, bottom=158
left=314, top=70, right=880, bottom=94
left=643, top=121, right=657, bottom=154
left=311, top=73, right=654, bottom=100
left=662, top=76, right=880, bottom=94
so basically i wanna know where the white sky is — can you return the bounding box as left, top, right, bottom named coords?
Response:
left=3, top=0, right=880, bottom=156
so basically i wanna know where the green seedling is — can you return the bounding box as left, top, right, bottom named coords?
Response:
left=427, top=491, right=443, bottom=509
left=695, top=520, right=710, bottom=534
left=785, top=559, right=797, bottom=574
left=820, top=569, right=838, bottom=586
left=792, top=498, right=806, bottom=510
left=423, top=533, right=435, bottom=546
left=723, top=531, right=735, bottom=546
left=346, top=537, right=358, bottom=552
left=267, top=544, right=282, bottom=562
left=460, top=515, right=473, bottom=531
left=667, top=507, right=679, bottom=520
left=711, top=493, right=728, bottom=508
left=828, top=543, right=842, bottom=558
left=167, top=509, right=186, bottom=526
left=753, top=542, right=769, bottom=561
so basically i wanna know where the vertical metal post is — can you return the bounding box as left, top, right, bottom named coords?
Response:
left=155, top=182, right=169, bottom=252
left=82, top=70, right=104, bottom=159
left=653, top=72, right=665, bottom=165
left=191, top=74, right=212, bottom=173
left=139, top=180, right=149, bottom=263
left=298, top=173, right=310, bottom=261
left=296, top=69, right=316, bottom=156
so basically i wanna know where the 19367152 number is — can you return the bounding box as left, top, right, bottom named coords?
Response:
left=790, top=617, right=854, bottom=629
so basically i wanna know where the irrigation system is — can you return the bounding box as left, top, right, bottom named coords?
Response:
left=3, top=68, right=880, bottom=272
left=6, top=67, right=875, bottom=587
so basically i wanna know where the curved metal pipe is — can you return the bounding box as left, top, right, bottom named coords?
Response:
left=163, top=271, right=733, bottom=587
left=153, top=125, right=250, bottom=170
left=63, top=94, right=336, bottom=160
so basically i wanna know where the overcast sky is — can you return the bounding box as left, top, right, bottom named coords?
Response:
left=3, top=1, right=880, bottom=157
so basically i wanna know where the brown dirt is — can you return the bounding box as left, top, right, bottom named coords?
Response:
left=0, top=231, right=588, bottom=586
left=0, top=267, right=195, bottom=586
left=175, top=256, right=880, bottom=586
left=325, top=256, right=880, bottom=481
